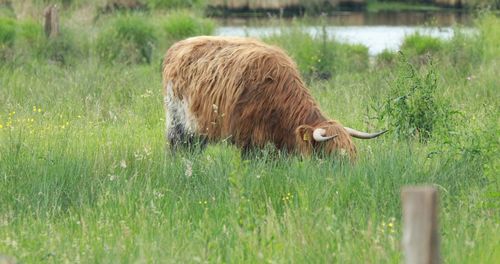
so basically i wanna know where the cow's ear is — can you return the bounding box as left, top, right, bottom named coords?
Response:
left=295, top=125, right=314, bottom=142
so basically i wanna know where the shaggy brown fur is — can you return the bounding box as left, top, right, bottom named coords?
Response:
left=162, top=36, right=356, bottom=159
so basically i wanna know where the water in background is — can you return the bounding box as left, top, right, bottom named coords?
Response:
left=215, top=11, right=472, bottom=55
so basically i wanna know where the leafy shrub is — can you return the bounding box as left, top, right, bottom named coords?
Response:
left=96, top=15, right=156, bottom=64
left=162, top=10, right=215, bottom=41
left=380, top=54, right=453, bottom=142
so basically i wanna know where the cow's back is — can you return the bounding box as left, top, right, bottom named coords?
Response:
left=162, top=36, right=320, bottom=149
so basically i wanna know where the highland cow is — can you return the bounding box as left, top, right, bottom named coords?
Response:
left=162, top=36, right=386, bottom=160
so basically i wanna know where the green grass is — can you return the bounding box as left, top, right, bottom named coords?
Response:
left=401, top=32, right=444, bottom=56
left=264, top=26, right=369, bottom=79
left=0, top=12, right=499, bottom=264
left=96, top=14, right=157, bottom=64
left=161, top=10, right=215, bottom=41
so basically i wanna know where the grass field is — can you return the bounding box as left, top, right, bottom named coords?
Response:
left=0, top=5, right=499, bottom=263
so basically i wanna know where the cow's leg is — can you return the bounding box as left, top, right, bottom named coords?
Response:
left=166, top=118, right=206, bottom=152
left=167, top=121, right=186, bottom=151
left=164, top=81, right=206, bottom=153
left=186, top=135, right=208, bottom=151
left=165, top=81, right=187, bottom=152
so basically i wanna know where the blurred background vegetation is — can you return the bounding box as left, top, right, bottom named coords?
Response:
left=0, top=0, right=498, bottom=66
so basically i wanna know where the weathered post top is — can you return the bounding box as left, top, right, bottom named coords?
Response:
left=43, top=4, right=59, bottom=38
left=401, top=186, right=440, bottom=264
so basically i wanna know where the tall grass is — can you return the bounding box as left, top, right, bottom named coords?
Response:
left=161, top=10, right=215, bottom=41
left=0, top=16, right=84, bottom=64
left=264, top=25, right=369, bottom=80
left=0, top=60, right=498, bottom=262
left=0, top=10, right=499, bottom=264
left=96, top=14, right=157, bottom=64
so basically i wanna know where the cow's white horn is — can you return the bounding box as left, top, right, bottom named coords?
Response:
left=313, top=128, right=338, bottom=142
left=344, top=127, right=388, bottom=139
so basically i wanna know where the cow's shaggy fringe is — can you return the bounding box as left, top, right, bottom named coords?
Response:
left=163, top=36, right=356, bottom=159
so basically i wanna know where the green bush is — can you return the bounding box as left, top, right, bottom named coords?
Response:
left=265, top=28, right=317, bottom=78
left=398, top=15, right=499, bottom=74
left=380, top=54, right=453, bottom=142
left=376, top=49, right=398, bottom=67
left=0, top=17, right=81, bottom=64
left=42, top=29, right=81, bottom=64
left=20, top=23, right=81, bottom=64
left=16, top=20, right=44, bottom=52
left=264, top=26, right=369, bottom=80
left=401, top=32, right=443, bottom=56
left=0, top=17, right=16, bottom=47
left=443, top=28, right=483, bottom=73
left=162, top=10, right=215, bottom=41
left=0, top=17, right=16, bottom=60
left=335, top=42, right=369, bottom=73
left=96, top=15, right=157, bottom=64
left=18, top=20, right=43, bottom=42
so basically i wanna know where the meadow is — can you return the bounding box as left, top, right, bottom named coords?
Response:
left=0, top=2, right=499, bottom=263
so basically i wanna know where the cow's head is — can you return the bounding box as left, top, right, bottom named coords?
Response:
left=295, top=120, right=387, bottom=160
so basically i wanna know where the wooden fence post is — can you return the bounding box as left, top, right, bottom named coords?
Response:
left=43, top=4, right=59, bottom=38
left=401, top=186, right=440, bottom=264
left=0, top=255, right=16, bottom=264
